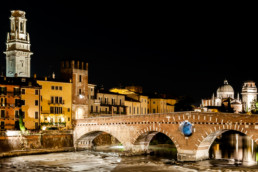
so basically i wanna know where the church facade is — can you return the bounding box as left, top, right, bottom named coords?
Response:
left=201, top=79, right=257, bottom=113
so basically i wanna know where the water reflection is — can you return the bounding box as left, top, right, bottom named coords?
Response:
left=210, top=131, right=257, bottom=165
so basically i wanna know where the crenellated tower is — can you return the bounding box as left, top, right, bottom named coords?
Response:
left=60, top=60, right=89, bottom=120
left=4, top=10, right=32, bottom=77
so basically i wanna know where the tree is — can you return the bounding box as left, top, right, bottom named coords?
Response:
left=19, top=109, right=26, bottom=133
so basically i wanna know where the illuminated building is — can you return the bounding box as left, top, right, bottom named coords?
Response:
left=60, top=60, right=88, bottom=120
left=0, top=77, right=21, bottom=130
left=0, top=77, right=41, bottom=130
left=148, top=97, right=175, bottom=113
left=241, top=81, right=257, bottom=112
left=88, top=84, right=126, bottom=116
left=110, top=86, right=175, bottom=115
left=37, top=78, right=72, bottom=129
left=21, top=77, right=41, bottom=130
left=200, top=79, right=257, bottom=113
left=4, top=10, right=32, bottom=77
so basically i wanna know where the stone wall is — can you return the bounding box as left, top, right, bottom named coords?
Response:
left=0, top=130, right=73, bottom=153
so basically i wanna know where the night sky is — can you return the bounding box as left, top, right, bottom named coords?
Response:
left=0, top=1, right=257, bottom=105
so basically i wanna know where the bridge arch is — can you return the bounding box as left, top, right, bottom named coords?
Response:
left=132, top=127, right=180, bottom=153
left=75, top=130, right=124, bottom=150
left=195, top=127, right=258, bottom=161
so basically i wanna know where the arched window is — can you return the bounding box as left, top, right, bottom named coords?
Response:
left=20, top=23, right=23, bottom=32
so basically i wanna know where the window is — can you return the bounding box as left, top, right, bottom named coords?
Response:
left=13, top=87, right=20, bottom=96
left=68, top=108, right=70, bottom=112
left=35, top=112, right=39, bottom=119
left=59, top=97, right=63, bottom=104
left=91, top=106, right=93, bottom=112
left=0, top=87, right=7, bottom=95
left=78, top=89, right=82, bottom=95
left=35, top=90, right=38, bottom=95
left=0, top=121, right=4, bottom=129
left=1, top=110, right=5, bottom=118
left=68, top=117, right=70, bottom=121
left=55, top=96, right=58, bottom=103
left=20, top=23, right=23, bottom=31
left=51, top=96, right=54, bottom=103
left=35, top=122, right=38, bottom=129
left=50, top=107, right=54, bottom=113
left=21, top=89, right=25, bottom=94
left=35, top=100, right=38, bottom=106
left=0, top=98, right=4, bottom=106
left=51, top=86, right=54, bottom=90
left=55, top=86, right=58, bottom=90
left=79, top=75, right=82, bottom=82
left=153, top=101, right=155, bottom=104
left=59, top=86, right=62, bottom=90
left=59, top=107, right=62, bottom=114
left=15, top=111, right=19, bottom=118
left=41, top=96, right=42, bottom=101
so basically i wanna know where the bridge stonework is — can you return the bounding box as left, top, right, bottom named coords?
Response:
left=73, top=112, right=258, bottom=161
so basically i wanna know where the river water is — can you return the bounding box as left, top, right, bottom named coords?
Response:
left=0, top=150, right=258, bottom=172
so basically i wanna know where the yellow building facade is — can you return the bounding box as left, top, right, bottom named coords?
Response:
left=125, top=95, right=148, bottom=115
left=21, top=83, right=41, bottom=130
left=37, top=79, right=72, bottom=130
left=148, top=98, right=176, bottom=114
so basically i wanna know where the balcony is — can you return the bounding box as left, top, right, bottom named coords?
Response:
left=94, top=99, right=101, bottom=104
left=0, top=92, right=21, bottom=97
left=0, top=103, right=21, bottom=108
left=41, top=122, right=66, bottom=128
left=48, top=100, right=65, bottom=105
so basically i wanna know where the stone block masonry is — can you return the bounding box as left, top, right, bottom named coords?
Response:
left=0, top=130, right=73, bottom=157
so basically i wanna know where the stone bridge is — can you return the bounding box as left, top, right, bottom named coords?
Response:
left=73, top=112, right=258, bottom=161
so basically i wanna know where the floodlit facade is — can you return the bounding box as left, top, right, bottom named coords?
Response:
left=0, top=77, right=41, bottom=130
left=4, top=10, right=32, bottom=77
left=60, top=60, right=88, bottom=120
left=21, top=79, right=41, bottom=130
left=242, top=81, right=257, bottom=112
left=201, top=79, right=258, bottom=113
left=0, top=78, right=21, bottom=130
left=37, top=79, right=72, bottom=129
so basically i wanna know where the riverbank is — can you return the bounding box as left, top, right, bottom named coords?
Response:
left=0, top=147, right=75, bottom=158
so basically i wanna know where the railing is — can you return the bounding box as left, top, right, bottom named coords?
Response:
left=0, top=92, right=21, bottom=97
left=48, top=100, right=65, bottom=105
left=94, top=99, right=101, bottom=104
left=0, top=103, right=22, bottom=108
left=100, top=102, right=125, bottom=106
left=41, top=122, right=66, bottom=127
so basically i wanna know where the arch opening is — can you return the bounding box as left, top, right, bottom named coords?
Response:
left=209, top=130, right=257, bottom=164
left=197, top=129, right=257, bottom=164
left=76, top=131, right=123, bottom=151
left=134, top=131, right=177, bottom=159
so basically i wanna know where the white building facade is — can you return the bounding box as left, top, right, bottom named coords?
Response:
left=201, top=79, right=258, bottom=113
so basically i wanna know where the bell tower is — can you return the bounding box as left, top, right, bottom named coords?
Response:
left=4, top=10, right=32, bottom=77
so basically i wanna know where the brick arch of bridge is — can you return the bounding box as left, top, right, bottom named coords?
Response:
left=74, top=126, right=132, bottom=149
left=132, top=126, right=181, bottom=152
left=194, top=125, right=258, bottom=161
